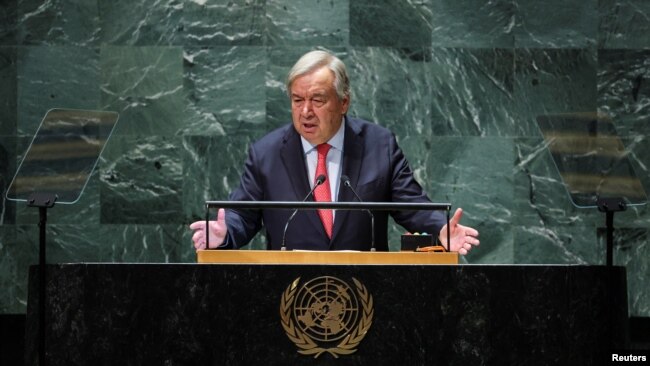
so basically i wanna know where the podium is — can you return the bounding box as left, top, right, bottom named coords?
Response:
left=26, top=258, right=628, bottom=365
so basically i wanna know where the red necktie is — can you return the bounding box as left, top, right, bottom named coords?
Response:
left=314, top=143, right=333, bottom=238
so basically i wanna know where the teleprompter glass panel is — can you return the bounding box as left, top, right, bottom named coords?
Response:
left=6, top=108, right=119, bottom=204
left=537, top=113, right=647, bottom=208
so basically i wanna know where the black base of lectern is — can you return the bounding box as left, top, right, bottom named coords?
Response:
left=27, top=264, right=628, bottom=366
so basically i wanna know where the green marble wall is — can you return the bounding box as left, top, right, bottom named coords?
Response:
left=0, top=0, right=648, bottom=318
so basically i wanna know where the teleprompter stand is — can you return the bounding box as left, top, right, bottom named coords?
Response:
left=26, top=193, right=56, bottom=366
left=597, top=198, right=627, bottom=267
left=537, top=113, right=647, bottom=267
left=5, top=109, right=119, bottom=365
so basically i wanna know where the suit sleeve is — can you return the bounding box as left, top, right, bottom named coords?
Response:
left=222, top=144, right=265, bottom=249
left=387, top=133, right=447, bottom=236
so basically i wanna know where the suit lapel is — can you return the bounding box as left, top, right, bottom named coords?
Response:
left=280, top=127, right=328, bottom=238
left=331, top=117, right=364, bottom=244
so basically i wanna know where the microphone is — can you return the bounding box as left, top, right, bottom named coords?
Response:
left=340, top=175, right=376, bottom=252
left=281, top=174, right=326, bottom=251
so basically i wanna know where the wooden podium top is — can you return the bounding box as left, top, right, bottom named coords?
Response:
left=196, top=250, right=458, bottom=265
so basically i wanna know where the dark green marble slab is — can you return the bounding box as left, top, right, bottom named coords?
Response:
left=513, top=48, right=598, bottom=137
left=100, top=45, right=183, bottom=136
left=598, top=49, right=650, bottom=138
left=17, top=46, right=100, bottom=137
left=99, top=0, right=265, bottom=46
left=100, top=135, right=183, bottom=224
left=350, top=0, right=433, bottom=47
left=17, top=0, right=99, bottom=46
left=0, top=136, right=16, bottom=225
left=599, top=0, right=650, bottom=49
left=514, top=0, right=598, bottom=48
left=0, top=47, right=17, bottom=135
left=0, top=0, right=17, bottom=45
left=181, top=135, right=252, bottom=220
left=513, top=224, right=601, bottom=265
left=431, top=0, right=515, bottom=48
left=42, top=224, right=193, bottom=263
left=182, top=46, right=266, bottom=136
left=424, top=136, right=514, bottom=264
left=513, top=137, right=602, bottom=228
left=266, top=0, right=349, bottom=46
left=347, top=47, right=433, bottom=138
left=0, top=225, right=36, bottom=313
left=429, top=48, right=515, bottom=136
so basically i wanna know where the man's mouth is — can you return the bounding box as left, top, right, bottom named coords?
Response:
left=302, top=122, right=318, bottom=131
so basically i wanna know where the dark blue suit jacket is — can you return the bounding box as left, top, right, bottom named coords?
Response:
left=223, top=116, right=446, bottom=251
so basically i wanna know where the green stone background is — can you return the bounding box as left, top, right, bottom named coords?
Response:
left=0, top=0, right=648, bottom=318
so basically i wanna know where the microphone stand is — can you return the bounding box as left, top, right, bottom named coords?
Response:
left=281, top=174, right=326, bottom=251
left=341, top=176, right=376, bottom=252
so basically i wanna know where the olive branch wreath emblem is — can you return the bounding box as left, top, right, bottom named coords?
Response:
left=280, top=277, right=374, bottom=358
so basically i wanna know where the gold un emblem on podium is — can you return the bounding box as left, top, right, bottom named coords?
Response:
left=280, top=276, right=374, bottom=358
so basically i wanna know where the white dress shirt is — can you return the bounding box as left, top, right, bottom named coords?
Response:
left=300, top=120, right=345, bottom=219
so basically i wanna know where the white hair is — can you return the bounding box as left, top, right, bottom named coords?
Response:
left=286, top=50, right=350, bottom=101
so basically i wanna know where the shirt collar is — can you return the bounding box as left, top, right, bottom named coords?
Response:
left=300, top=117, right=346, bottom=154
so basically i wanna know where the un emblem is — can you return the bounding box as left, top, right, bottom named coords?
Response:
left=280, top=276, right=374, bottom=358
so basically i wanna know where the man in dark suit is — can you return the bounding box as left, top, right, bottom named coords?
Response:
left=190, top=50, right=479, bottom=254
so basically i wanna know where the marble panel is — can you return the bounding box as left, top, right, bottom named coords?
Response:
left=513, top=137, right=603, bottom=228
left=16, top=0, right=99, bottom=46
left=182, top=135, right=253, bottom=220
left=99, top=0, right=265, bottom=46
left=181, top=134, right=270, bottom=250
left=599, top=0, right=650, bottom=49
left=0, top=136, right=16, bottom=225
left=513, top=223, right=602, bottom=265
left=0, top=0, right=17, bottom=45
left=422, top=136, right=514, bottom=263
left=430, top=0, right=515, bottom=48
left=598, top=49, right=650, bottom=138
left=14, top=170, right=101, bottom=226
left=347, top=47, right=433, bottom=139
left=42, top=223, right=193, bottom=264
left=266, top=0, right=349, bottom=46
left=514, top=0, right=598, bottom=48
left=99, top=135, right=182, bottom=224
left=0, top=225, right=36, bottom=313
left=0, top=47, right=17, bottom=135
left=429, top=48, right=516, bottom=136
left=513, top=48, right=598, bottom=137
left=17, top=46, right=100, bottom=137
left=182, top=46, right=266, bottom=136
left=350, top=0, right=433, bottom=47
left=100, top=45, right=184, bottom=136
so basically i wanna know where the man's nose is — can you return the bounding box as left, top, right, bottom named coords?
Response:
left=301, top=100, right=313, bottom=115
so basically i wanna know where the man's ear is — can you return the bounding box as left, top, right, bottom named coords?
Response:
left=341, top=94, right=350, bottom=115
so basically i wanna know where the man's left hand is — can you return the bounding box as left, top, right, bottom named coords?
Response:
left=438, top=208, right=480, bottom=255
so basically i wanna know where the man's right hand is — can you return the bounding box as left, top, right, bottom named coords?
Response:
left=189, top=208, right=227, bottom=250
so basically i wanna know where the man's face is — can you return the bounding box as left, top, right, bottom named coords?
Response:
left=290, top=67, right=349, bottom=145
